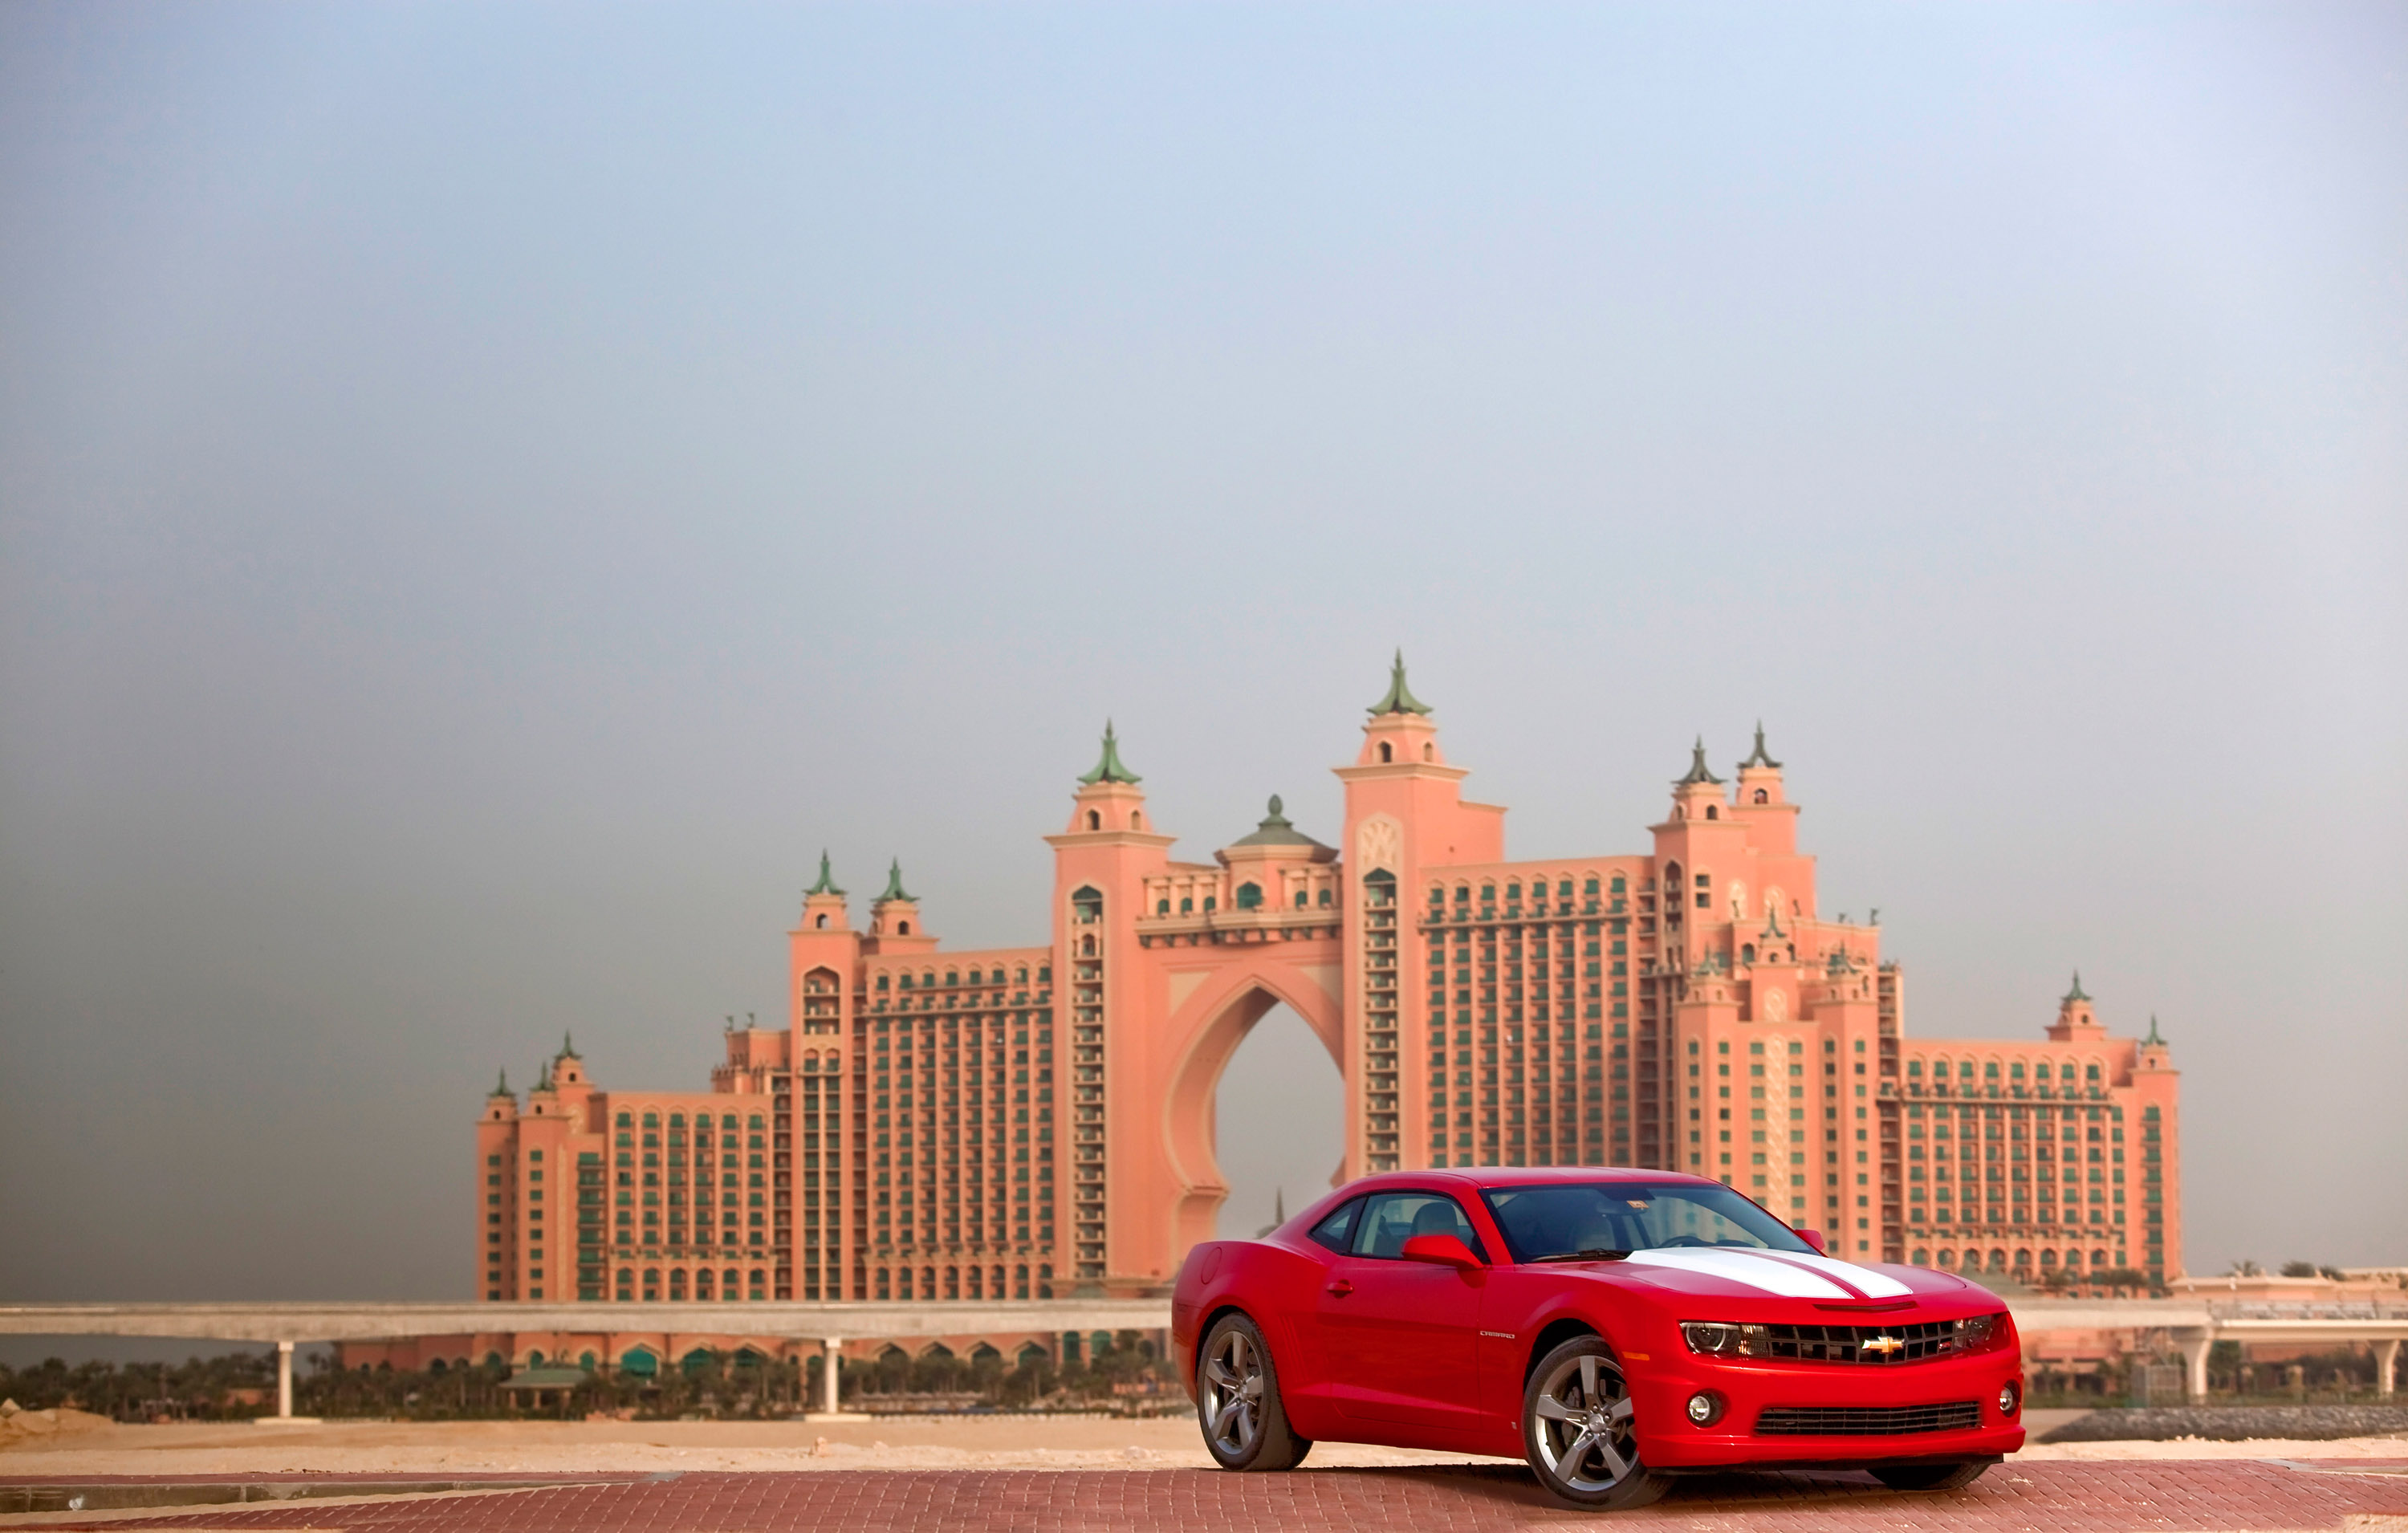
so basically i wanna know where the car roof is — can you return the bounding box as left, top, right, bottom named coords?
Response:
left=1342, top=1165, right=1725, bottom=1193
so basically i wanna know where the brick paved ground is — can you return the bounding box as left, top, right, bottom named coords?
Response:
left=16, top=1461, right=2408, bottom=1531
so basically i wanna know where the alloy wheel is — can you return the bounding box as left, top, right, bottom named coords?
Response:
left=1531, top=1351, right=1639, bottom=1492
left=1200, top=1326, right=1266, bottom=1458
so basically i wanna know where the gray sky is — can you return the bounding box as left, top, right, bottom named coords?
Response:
left=2, top=3, right=2402, bottom=1318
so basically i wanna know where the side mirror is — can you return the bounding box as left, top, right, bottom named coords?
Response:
left=1795, top=1228, right=1828, bottom=1255
left=1401, top=1233, right=1485, bottom=1271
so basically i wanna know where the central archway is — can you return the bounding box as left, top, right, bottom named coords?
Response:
left=1157, top=955, right=1344, bottom=1261
left=1214, top=1002, right=1344, bottom=1238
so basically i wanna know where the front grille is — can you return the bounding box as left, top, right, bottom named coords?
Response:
left=1755, top=1401, right=1983, bottom=1437
left=1763, top=1320, right=1959, bottom=1364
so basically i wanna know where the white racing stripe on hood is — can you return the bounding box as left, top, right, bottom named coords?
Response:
left=1764, top=1251, right=1914, bottom=1299
left=1622, top=1248, right=1855, bottom=1299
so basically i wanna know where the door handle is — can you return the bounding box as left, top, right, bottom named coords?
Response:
left=1326, top=1278, right=1353, bottom=1296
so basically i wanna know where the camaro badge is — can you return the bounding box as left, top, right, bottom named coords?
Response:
left=1863, top=1335, right=1906, bottom=1356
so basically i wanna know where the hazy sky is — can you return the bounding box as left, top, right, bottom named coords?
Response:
left=2, top=4, right=2403, bottom=1320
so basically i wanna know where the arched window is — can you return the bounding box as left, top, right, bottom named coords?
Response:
left=1422, top=743, right=1434, bottom=762
left=1236, top=882, right=1263, bottom=910
left=1072, top=886, right=1102, bottom=923
left=1086, top=809, right=1101, bottom=831
left=815, top=913, right=828, bottom=929
left=1080, top=933, right=1095, bottom=956
left=1178, top=897, right=1192, bottom=914
left=1378, top=742, right=1393, bottom=763
left=1706, top=804, right=1719, bottom=819
left=897, top=921, right=910, bottom=934
left=1130, top=811, right=1142, bottom=829
left=1157, top=899, right=1170, bottom=915
left=1015, top=966, right=1028, bottom=984
left=1293, top=889, right=1308, bottom=909
left=1753, top=788, right=1767, bottom=804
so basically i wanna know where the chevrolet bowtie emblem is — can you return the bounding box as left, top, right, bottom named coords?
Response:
left=1862, top=1335, right=1905, bottom=1356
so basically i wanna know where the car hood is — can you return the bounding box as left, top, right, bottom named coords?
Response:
left=1584, top=1247, right=1980, bottom=1305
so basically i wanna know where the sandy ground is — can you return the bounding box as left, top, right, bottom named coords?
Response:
left=0, top=1411, right=2402, bottom=1478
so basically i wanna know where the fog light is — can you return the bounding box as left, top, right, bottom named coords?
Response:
left=1997, top=1381, right=2020, bottom=1418
left=1686, top=1390, right=1725, bottom=1426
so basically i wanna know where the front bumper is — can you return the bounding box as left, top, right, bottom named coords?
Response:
left=1630, top=1348, right=2025, bottom=1469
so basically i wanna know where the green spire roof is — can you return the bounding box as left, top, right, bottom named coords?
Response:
left=804, top=849, right=844, bottom=897
left=2143, top=1013, right=2165, bottom=1047
left=558, top=1031, right=579, bottom=1060
left=1230, top=794, right=1328, bottom=849
left=1676, top=736, right=1724, bottom=786
left=1368, top=649, right=1433, bottom=717
left=2064, top=970, right=2090, bottom=1003
left=1740, top=721, right=1783, bottom=771
left=489, top=1068, right=512, bottom=1099
left=876, top=857, right=915, bottom=905
left=1077, top=721, right=1141, bottom=786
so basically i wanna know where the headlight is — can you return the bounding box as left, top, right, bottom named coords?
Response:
left=1950, top=1313, right=2003, bottom=1352
left=1680, top=1322, right=1770, bottom=1357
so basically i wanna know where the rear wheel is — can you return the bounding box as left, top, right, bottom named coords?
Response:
left=1871, top=1460, right=1991, bottom=1491
left=1521, top=1336, right=1671, bottom=1511
left=1196, top=1314, right=1312, bottom=1471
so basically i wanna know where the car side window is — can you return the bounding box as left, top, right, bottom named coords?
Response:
left=1350, top=1191, right=1487, bottom=1262
left=1307, top=1197, right=1361, bottom=1254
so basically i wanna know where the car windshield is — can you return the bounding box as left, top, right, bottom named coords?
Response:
left=1479, top=1182, right=1813, bottom=1263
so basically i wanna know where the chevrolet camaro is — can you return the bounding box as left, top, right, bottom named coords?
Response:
left=1171, top=1167, right=2024, bottom=1509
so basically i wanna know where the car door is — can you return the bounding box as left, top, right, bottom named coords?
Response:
left=1316, top=1189, right=1487, bottom=1429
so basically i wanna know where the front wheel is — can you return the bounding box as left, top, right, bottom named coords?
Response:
left=1521, top=1336, right=1671, bottom=1511
left=1196, top=1314, right=1311, bottom=1471
left=1871, top=1460, right=1991, bottom=1491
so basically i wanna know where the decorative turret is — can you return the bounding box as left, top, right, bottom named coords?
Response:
left=2048, top=971, right=2104, bottom=1039
left=1739, top=722, right=1782, bottom=771
left=1671, top=736, right=1728, bottom=820
left=1078, top=721, right=1141, bottom=786
left=2137, top=1014, right=2174, bottom=1074
left=799, top=849, right=852, bottom=933
left=551, top=1032, right=588, bottom=1089
left=805, top=850, right=844, bottom=897
left=1735, top=721, right=1789, bottom=810
left=483, top=1068, right=517, bottom=1123
left=1678, top=738, right=1723, bottom=786
left=1066, top=722, right=1153, bottom=836
left=876, top=858, right=913, bottom=905
left=864, top=857, right=934, bottom=948
left=1366, top=649, right=1432, bottom=717
left=1357, top=651, right=1447, bottom=769
left=1227, top=795, right=1329, bottom=851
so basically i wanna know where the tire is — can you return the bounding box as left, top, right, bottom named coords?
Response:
left=1520, top=1336, right=1671, bottom=1511
left=1871, top=1460, right=1991, bottom=1491
left=1196, top=1313, right=1312, bottom=1471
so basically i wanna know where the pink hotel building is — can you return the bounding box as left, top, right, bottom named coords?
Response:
left=474, top=658, right=2181, bottom=1321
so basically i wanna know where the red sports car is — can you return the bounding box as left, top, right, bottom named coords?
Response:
left=1172, top=1168, right=2024, bottom=1510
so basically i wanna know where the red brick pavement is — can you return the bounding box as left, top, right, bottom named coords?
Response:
left=30, top=1461, right=2408, bottom=1531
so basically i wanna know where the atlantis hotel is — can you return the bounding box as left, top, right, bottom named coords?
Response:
left=474, top=659, right=2182, bottom=1314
